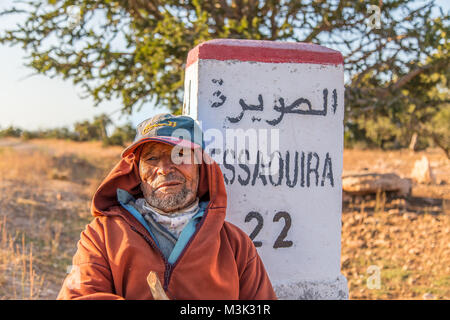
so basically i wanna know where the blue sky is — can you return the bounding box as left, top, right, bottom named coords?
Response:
left=0, top=0, right=169, bottom=131
left=0, top=0, right=448, bottom=131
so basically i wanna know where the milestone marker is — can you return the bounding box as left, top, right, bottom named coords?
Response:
left=183, top=39, right=348, bottom=299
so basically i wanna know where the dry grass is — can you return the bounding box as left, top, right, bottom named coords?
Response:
left=341, top=148, right=449, bottom=300
left=0, top=138, right=121, bottom=299
left=0, top=138, right=448, bottom=299
left=341, top=195, right=450, bottom=299
left=0, top=216, right=45, bottom=299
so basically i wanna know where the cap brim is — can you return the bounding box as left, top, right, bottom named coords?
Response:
left=121, top=136, right=202, bottom=158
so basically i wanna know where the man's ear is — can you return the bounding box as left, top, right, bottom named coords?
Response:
left=134, top=144, right=144, bottom=169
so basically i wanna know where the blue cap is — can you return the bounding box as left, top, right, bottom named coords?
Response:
left=121, top=113, right=204, bottom=158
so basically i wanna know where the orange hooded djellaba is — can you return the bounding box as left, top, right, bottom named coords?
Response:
left=57, top=147, right=276, bottom=300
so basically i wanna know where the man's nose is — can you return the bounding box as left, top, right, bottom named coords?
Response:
left=156, top=157, right=175, bottom=175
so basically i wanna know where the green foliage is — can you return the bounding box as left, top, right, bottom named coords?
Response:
left=44, top=127, right=77, bottom=140
left=103, top=122, right=135, bottom=146
left=0, top=126, right=22, bottom=138
left=73, top=120, right=103, bottom=141
left=423, top=104, right=450, bottom=157
left=0, top=114, right=135, bottom=147
left=21, top=130, right=38, bottom=141
left=0, top=1, right=449, bottom=154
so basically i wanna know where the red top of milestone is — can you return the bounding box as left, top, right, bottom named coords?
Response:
left=186, top=39, right=343, bottom=67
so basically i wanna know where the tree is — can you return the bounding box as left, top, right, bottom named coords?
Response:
left=72, top=113, right=112, bottom=141
left=93, top=113, right=112, bottom=141
left=0, top=125, right=22, bottom=138
left=1, top=1, right=449, bottom=152
left=73, top=119, right=101, bottom=141
left=104, top=122, right=135, bottom=146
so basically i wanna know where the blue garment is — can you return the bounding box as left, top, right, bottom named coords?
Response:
left=116, top=188, right=208, bottom=264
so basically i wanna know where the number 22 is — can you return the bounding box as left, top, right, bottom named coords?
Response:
left=244, top=211, right=293, bottom=248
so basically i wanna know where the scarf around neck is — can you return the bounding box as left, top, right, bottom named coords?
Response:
left=135, top=197, right=200, bottom=238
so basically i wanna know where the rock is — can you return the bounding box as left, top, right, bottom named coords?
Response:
left=387, top=208, right=400, bottom=215
left=407, top=277, right=418, bottom=285
left=341, top=256, right=351, bottom=268
left=342, top=192, right=352, bottom=203
left=422, top=292, right=436, bottom=300
left=342, top=173, right=412, bottom=196
left=402, top=212, right=418, bottom=221
left=410, top=156, right=435, bottom=184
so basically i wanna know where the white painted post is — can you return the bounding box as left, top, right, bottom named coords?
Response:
left=183, top=39, right=348, bottom=299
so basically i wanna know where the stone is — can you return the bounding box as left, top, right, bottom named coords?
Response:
left=274, top=275, right=349, bottom=300
left=410, top=156, right=435, bottom=184
left=185, top=39, right=348, bottom=300
left=422, top=292, right=436, bottom=300
left=342, top=173, right=411, bottom=196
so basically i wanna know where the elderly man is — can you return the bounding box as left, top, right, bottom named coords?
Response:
left=58, top=113, right=276, bottom=300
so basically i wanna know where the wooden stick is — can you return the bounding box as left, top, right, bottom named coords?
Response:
left=147, top=271, right=170, bottom=300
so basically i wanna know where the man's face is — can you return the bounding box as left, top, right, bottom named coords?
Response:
left=139, top=142, right=199, bottom=214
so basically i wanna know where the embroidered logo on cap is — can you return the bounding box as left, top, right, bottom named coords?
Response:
left=142, top=120, right=177, bottom=135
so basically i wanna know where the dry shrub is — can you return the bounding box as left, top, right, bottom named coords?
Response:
left=0, top=216, right=45, bottom=299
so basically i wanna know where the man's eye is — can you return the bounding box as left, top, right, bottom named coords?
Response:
left=146, top=156, right=157, bottom=161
